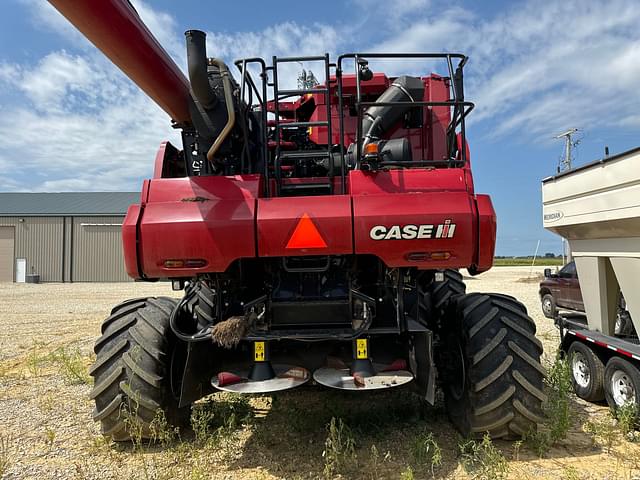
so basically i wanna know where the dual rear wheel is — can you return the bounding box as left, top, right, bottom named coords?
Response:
left=424, top=270, right=546, bottom=439
left=438, top=292, right=546, bottom=438
left=568, top=341, right=640, bottom=414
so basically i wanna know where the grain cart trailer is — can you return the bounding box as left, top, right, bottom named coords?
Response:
left=543, top=146, right=640, bottom=409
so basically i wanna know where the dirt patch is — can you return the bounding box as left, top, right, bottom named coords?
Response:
left=516, top=273, right=544, bottom=283
left=1, top=267, right=640, bottom=479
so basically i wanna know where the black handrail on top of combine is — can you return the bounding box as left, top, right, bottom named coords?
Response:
left=336, top=52, right=474, bottom=176
left=235, top=52, right=475, bottom=198
left=234, top=58, right=269, bottom=195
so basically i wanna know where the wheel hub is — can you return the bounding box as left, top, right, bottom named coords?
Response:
left=611, top=370, right=636, bottom=407
left=543, top=298, right=552, bottom=315
left=572, top=352, right=591, bottom=388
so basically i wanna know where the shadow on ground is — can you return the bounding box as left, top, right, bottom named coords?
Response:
left=108, top=383, right=604, bottom=479
left=227, top=384, right=601, bottom=479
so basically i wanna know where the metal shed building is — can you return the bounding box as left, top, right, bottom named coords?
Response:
left=0, top=192, right=139, bottom=282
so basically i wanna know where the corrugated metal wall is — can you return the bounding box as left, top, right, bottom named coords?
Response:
left=0, top=216, right=129, bottom=282
left=72, top=216, right=129, bottom=282
left=0, top=217, right=63, bottom=282
left=0, top=227, right=15, bottom=282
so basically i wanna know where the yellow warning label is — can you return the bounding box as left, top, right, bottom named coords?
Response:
left=254, top=342, right=265, bottom=362
left=356, top=339, right=368, bottom=359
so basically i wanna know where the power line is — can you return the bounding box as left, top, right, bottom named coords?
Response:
left=554, top=128, right=580, bottom=172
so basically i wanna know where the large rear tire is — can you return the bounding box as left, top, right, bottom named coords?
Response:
left=89, top=297, right=189, bottom=441
left=441, top=293, right=546, bottom=439
left=430, top=270, right=466, bottom=314
left=419, top=269, right=466, bottom=321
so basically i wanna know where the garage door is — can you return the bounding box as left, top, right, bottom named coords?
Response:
left=0, top=227, right=14, bottom=282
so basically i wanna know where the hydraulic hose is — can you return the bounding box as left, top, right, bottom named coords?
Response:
left=169, top=287, right=212, bottom=342
left=206, top=59, right=236, bottom=164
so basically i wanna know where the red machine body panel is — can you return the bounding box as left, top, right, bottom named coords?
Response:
left=352, top=190, right=477, bottom=269
left=348, top=169, right=469, bottom=195
left=122, top=203, right=143, bottom=278
left=132, top=176, right=259, bottom=278
left=474, top=194, right=497, bottom=273
left=123, top=167, right=496, bottom=278
left=257, top=196, right=352, bottom=257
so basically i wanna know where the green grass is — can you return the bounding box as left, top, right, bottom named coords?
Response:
left=493, top=257, right=564, bottom=267
left=50, top=346, right=92, bottom=385
left=322, top=417, right=357, bottom=478
left=459, top=434, right=509, bottom=480
left=525, top=353, right=572, bottom=457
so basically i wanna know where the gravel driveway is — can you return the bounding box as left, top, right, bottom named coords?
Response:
left=0, top=267, right=638, bottom=479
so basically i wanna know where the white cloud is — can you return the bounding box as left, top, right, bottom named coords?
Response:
left=18, top=0, right=88, bottom=45
left=2, top=0, right=639, bottom=191
left=0, top=49, right=178, bottom=191
left=358, top=0, right=640, bottom=139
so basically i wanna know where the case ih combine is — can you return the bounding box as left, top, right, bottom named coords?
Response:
left=49, top=0, right=545, bottom=441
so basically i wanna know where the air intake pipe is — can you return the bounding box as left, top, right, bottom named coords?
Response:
left=361, top=75, right=424, bottom=144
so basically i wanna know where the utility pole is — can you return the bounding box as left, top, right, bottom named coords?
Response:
left=554, top=128, right=579, bottom=172
left=553, top=128, right=580, bottom=264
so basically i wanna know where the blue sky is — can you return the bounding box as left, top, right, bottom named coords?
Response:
left=0, top=0, right=639, bottom=256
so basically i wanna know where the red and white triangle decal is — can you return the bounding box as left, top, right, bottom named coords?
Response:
left=286, top=213, right=328, bottom=249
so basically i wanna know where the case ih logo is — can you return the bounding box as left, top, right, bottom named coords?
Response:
left=369, top=220, right=456, bottom=240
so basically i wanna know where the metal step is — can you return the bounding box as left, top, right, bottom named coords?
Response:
left=278, top=88, right=327, bottom=96
left=279, top=151, right=331, bottom=159
left=275, top=121, right=328, bottom=129
left=281, top=182, right=331, bottom=191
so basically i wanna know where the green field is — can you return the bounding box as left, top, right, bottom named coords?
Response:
left=493, top=257, right=564, bottom=267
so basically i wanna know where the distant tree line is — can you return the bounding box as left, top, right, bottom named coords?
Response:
left=495, top=253, right=561, bottom=259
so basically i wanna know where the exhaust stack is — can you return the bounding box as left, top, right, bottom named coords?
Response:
left=185, top=30, right=218, bottom=110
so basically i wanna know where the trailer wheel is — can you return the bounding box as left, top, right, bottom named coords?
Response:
left=568, top=341, right=605, bottom=402
left=440, top=293, right=546, bottom=439
left=604, top=357, right=640, bottom=411
left=541, top=293, right=556, bottom=319
left=89, top=297, right=189, bottom=441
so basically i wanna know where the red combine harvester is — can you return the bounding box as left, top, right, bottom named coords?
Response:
left=49, top=0, right=545, bottom=441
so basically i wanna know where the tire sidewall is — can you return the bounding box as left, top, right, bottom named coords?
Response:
left=441, top=297, right=472, bottom=434
left=542, top=293, right=556, bottom=319
left=568, top=342, right=599, bottom=400
left=604, top=357, right=640, bottom=411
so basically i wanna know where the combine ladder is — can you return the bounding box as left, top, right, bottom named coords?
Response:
left=270, top=54, right=334, bottom=196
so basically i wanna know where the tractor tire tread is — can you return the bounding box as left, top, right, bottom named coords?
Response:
left=444, top=293, right=545, bottom=439
left=89, top=297, right=188, bottom=442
